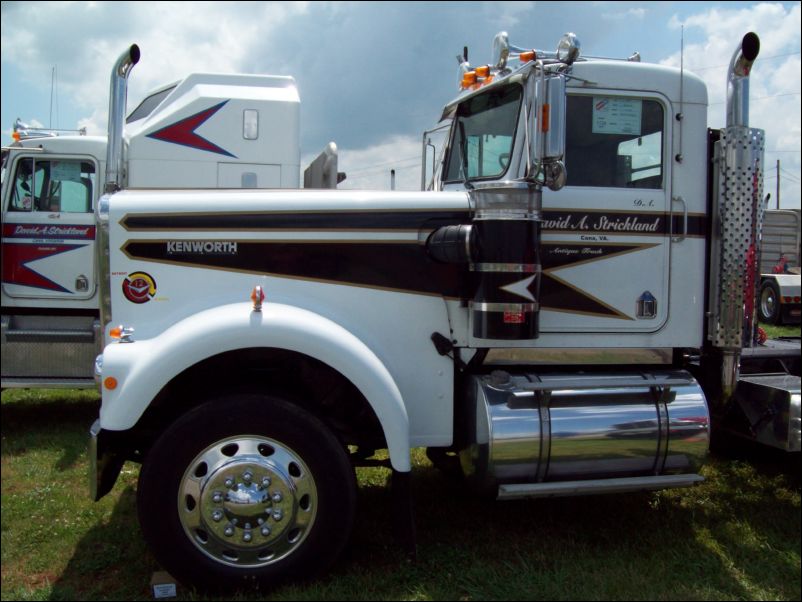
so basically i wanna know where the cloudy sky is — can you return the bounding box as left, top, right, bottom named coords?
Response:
left=1, top=1, right=799, bottom=206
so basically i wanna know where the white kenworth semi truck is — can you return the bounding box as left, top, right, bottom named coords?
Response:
left=75, top=32, right=800, bottom=590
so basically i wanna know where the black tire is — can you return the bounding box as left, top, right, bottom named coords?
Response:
left=137, top=394, right=356, bottom=592
left=758, top=280, right=782, bottom=325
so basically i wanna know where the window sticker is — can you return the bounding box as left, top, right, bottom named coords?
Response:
left=592, top=97, right=642, bottom=135
left=51, top=161, right=83, bottom=183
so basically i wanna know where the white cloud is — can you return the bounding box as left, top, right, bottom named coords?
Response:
left=603, top=7, right=647, bottom=20
left=2, top=1, right=798, bottom=207
left=662, top=2, right=801, bottom=209
left=302, top=134, right=425, bottom=192
left=489, top=1, right=536, bottom=29
left=1, top=1, right=310, bottom=133
left=76, top=107, right=107, bottom=137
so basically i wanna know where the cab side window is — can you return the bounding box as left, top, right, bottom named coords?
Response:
left=8, top=158, right=96, bottom=213
left=565, top=96, right=664, bottom=189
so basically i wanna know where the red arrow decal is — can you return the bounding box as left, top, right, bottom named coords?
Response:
left=146, top=101, right=236, bottom=157
left=2, top=243, right=84, bottom=293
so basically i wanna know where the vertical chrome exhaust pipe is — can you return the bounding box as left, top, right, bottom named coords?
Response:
left=104, top=44, right=140, bottom=194
left=712, top=32, right=763, bottom=401
left=726, top=33, right=760, bottom=129
left=98, top=44, right=139, bottom=342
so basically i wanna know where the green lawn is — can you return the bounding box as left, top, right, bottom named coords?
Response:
left=1, top=386, right=799, bottom=601
left=761, top=323, right=801, bottom=339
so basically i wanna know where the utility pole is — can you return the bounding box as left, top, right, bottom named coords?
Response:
left=776, top=159, right=780, bottom=209
left=391, top=169, right=396, bottom=191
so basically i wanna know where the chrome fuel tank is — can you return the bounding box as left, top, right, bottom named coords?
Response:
left=460, top=370, right=709, bottom=492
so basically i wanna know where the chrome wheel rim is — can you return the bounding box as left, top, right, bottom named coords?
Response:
left=761, top=287, right=776, bottom=319
left=178, top=435, right=317, bottom=568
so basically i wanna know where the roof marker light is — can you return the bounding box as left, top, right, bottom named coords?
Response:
left=461, top=71, right=477, bottom=89
left=519, top=51, right=536, bottom=63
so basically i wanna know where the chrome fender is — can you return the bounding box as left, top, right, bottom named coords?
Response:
left=99, top=302, right=411, bottom=471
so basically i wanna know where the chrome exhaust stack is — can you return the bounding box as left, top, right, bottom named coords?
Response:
left=710, top=33, right=765, bottom=400
left=726, top=32, right=760, bottom=129
left=104, top=44, right=140, bottom=194
left=98, top=44, right=139, bottom=340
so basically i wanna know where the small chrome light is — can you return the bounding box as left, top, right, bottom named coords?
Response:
left=557, top=32, right=580, bottom=65
left=493, top=31, right=510, bottom=70
left=94, top=354, right=104, bottom=386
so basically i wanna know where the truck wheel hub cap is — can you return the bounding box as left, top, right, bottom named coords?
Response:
left=178, top=436, right=317, bottom=567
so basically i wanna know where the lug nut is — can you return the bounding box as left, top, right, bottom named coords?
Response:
left=212, top=491, right=224, bottom=503
left=261, top=526, right=271, bottom=537
left=224, top=525, right=234, bottom=537
left=242, top=471, right=253, bottom=483
left=243, top=531, right=252, bottom=543
left=211, top=510, right=223, bottom=522
left=272, top=510, right=283, bottom=522
left=224, top=477, right=235, bottom=488
left=272, top=492, right=283, bottom=503
left=261, top=476, right=271, bottom=488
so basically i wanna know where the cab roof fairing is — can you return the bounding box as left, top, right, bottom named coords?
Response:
left=124, top=73, right=300, bottom=139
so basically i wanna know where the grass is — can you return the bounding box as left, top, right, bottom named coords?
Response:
left=2, top=325, right=800, bottom=600
left=762, top=324, right=801, bottom=340
left=2, top=386, right=800, bottom=601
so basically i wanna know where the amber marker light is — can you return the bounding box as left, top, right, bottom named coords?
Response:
left=251, top=285, right=265, bottom=312
left=541, top=104, right=551, bottom=132
left=110, top=325, right=135, bottom=342
left=519, top=51, right=536, bottom=63
left=461, top=71, right=477, bottom=88
left=475, top=65, right=490, bottom=78
left=104, top=377, right=118, bottom=390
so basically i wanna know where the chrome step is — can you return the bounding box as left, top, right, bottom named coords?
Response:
left=5, top=328, right=95, bottom=343
left=497, top=474, right=704, bottom=500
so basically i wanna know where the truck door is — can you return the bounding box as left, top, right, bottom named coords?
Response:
left=2, top=155, right=98, bottom=300
left=541, top=93, right=671, bottom=332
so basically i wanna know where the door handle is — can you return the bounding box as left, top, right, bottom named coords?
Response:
left=671, top=196, right=687, bottom=243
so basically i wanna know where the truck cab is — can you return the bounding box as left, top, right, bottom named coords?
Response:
left=429, top=37, right=709, bottom=350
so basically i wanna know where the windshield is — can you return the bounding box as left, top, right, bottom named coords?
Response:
left=444, top=84, right=522, bottom=183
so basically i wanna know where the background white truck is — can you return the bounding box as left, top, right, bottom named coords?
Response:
left=1, top=50, right=316, bottom=388
left=2, top=32, right=800, bottom=592
left=757, top=208, right=801, bottom=325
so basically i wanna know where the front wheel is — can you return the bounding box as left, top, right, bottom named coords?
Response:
left=137, top=394, right=356, bottom=592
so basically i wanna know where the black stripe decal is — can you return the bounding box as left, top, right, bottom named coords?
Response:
left=123, top=240, right=650, bottom=318
left=121, top=209, right=705, bottom=237
left=124, top=240, right=467, bottom=298
left=122, top=210, right=471, bottom=231
left=540, top=210, right=706, bottom=238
